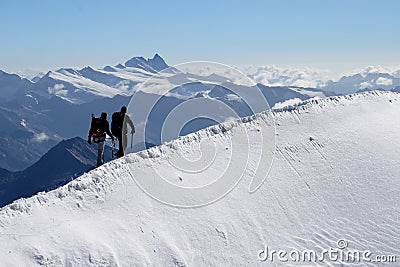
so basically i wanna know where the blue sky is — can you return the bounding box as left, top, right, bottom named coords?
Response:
left=1, top=0, right=399, bottom=74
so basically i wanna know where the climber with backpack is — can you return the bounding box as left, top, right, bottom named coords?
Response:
left=111, top=106, right=135, bottom=158
left=88, top=112, right=114, bottom=167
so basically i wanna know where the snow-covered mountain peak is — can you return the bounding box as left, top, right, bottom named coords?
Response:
left=115, top=63, right=126, bottom=69
left=80, top=66, right=96, bottom=72
left=124, top=56, right=156, bottom=72
left=55, top=68, right=81, bottom=76
left=149, top=53, right=169, bottom=70
left=0, top=69, right=11, bottom=76
left=0, top=69, right=27, bottom=81
left=102, top=65, right=117, bottom=72
left=0, top=69, right=33, bottom=101
left=124, top=53, right=172, bottom=73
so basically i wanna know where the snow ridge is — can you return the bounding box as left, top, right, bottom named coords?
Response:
left=0, top=90, right=398, bottom=214
left=0, top=91, right=399, bottom=266
left=272, top=90, right=400, bottom=113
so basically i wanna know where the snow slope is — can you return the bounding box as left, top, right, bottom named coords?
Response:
left=0, top=91, right=399, bottom=266
left=0, top=137, right=114, bottom=208
left=17, top=54, right=173, bottom=104
left=34, top=67, right=149, bottom=103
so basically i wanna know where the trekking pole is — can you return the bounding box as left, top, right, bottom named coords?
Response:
left=131, top=132, right=133, bottom=149
left=105, top=137, right=114, bottom=158
left=111, top=138, right=115, bottom=159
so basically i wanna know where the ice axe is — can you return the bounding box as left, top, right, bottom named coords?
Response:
left=111, top=138, right=115, bottom=159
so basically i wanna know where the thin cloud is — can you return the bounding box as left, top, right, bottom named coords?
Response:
left=33, top=132, right=50, bottom=143
left=375, top=77, right=393, bottom=86
left=247, top=65, right=331, bottom=88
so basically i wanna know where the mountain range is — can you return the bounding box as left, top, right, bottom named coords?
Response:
left=323, top=71, right=400, bottom=94
left=0, top=54, right=335, bottom=171
left=246, top=65, right=400, bottom=94
left=2, top=57, right=400, bottom=105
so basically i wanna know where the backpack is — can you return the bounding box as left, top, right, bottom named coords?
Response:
left=111, top=112, right=124, bottom=136
left=90, top=116, right=106, bottom=143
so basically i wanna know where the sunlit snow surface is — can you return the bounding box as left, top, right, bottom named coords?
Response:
left=0, top=91, right=399, bottom=266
